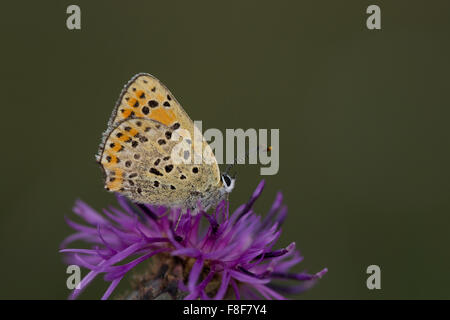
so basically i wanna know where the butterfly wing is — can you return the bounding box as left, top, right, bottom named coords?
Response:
left=96, top=73, right=221, bottom=207
left=105, top=73, right=191, bottom=134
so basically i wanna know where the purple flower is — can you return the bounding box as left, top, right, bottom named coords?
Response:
left=60, top=180, right=327, bottom=300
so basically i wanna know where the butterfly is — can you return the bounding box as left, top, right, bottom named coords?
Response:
left=95, top=73, right=235, bottom=211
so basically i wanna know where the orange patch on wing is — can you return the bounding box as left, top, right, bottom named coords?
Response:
left=112, top=143, right=123, bottom=152
left=107, top=179, right=123, bottom=191
left=134, top=110, right=144, bottom=117
left=106, top=169, right=124, bottom=191
left=122, top=109, right=133, bottom=118
left=102, top=153, right=118, bottom=168
left=149, top=107, right=176, bottom=126
left=136, top=90, right=146, bottom=100
left=127, top=98, right=139, bottom=108
left=110, top=155, right=118, bottom=164
left=129, top=128, right=139, bottom=136
left=118, top=132, right=131, bottom=142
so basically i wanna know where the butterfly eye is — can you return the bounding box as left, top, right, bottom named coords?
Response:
left=221, top=174, right=235, bottom=193
left=222, top=174, right=231, bottom=187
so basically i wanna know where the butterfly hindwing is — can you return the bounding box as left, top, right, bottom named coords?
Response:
left=98, top=117, right=220, bottom=207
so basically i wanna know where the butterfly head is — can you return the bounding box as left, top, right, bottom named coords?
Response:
left=221, top=172, right=235, bottom=193
left=221, top=144, right=271, bottom=194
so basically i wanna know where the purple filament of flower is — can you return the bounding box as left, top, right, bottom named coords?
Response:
left=60, top=180, right=327, bottom=300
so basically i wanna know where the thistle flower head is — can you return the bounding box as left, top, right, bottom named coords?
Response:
left=60, top=180, right=327, bottom=299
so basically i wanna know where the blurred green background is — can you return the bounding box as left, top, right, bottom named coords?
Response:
left=1, top=0, right=450, bottom=299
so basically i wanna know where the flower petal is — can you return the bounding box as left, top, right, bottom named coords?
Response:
left=188, top=258, right=204, bottom=292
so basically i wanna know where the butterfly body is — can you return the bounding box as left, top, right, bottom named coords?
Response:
left=96, top=73, right=234, bottom=211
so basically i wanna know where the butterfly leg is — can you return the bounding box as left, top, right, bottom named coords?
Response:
left=159, top=208, right=171, bottom=218
left=157, top=208, right=182, bottom=231
left=174, top=212, right=183, bottom=231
